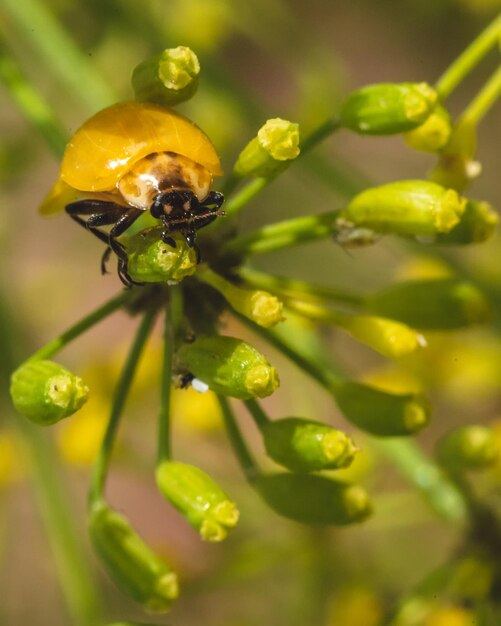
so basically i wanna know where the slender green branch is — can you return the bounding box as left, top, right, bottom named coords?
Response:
left=29, top=290, right=132, bottom=362
left=218, top=395, right=259, bottom=480
left=237, top=266, right=364, bottom=307
left=223, top=210, right=340, bottom=257
left=1, top=0, right=116, bottom=112
left=244, top=398, right=270, bottom=430
left=89, top=310, right=156, bottom=503
left=300, top=117, right=341, bottom=152
left=435, top=12, right=501, bottom=99
left=0, top=42, right=68, bottom=156
left=223, top=178, right=269, bottom=218
left=460, top=64, right=501, bottom=125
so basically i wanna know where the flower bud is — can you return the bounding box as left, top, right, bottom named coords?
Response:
left=261, top=417, right=357, bottom=473
left=88, top=501, right=178, bottom=613
left=197, top=267, right=284, bottom=328
left=331, top=380, right=430, bottom=437
left=234, top=118, right=300, bottom=177
left=176, top=335, right=279, bottom=399
left=126, top=230, right=197, bottom=284
left=430, top=119, right=479, bottom=192
left=434, top=199, right=498, bottom=245
left=340, top=315, right=426, bottom=358
left=254, top=473, right=372, bottom=525
left=10, top=360, right=88, bottom=425
left=131, top=46, right=200, bottom=106
left=156, top=461, right=239, bottom=541
left=365, top=278, right=490, bottom=329
left=404, top=105, right=452, bottom=152
left=339, top=181, right=466, bottom=237
left=339, top=82, right=437, bottom=135
left=437, top=425, right=498, bottom=471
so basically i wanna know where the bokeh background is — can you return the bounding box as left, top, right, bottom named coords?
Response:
left=1, top=1, right=501, bottom=625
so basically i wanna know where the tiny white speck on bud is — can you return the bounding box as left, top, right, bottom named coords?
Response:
left=192, top=378, right=209, bottom=393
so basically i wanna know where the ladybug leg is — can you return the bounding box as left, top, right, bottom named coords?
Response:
left=108, top=208, right=145, bottom=286
left=101, top=246, right=113, bottom=275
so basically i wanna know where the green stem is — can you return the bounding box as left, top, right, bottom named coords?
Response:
left=243, top=398, right=270, bottom=430
left=237, top=266, right=363, bottom=307
left=460, top=64, right=501, bottom=125
left=1, top=0, right=116, bottom=112
left=89, top=311, right=156, bottom=503
left=0, top=41, right=68, bottom=156
left=29, top=290, right=132, bottom=362
left=222, top=210, right=340, bottom=257
left=434, top=12, right=501, bottom=99
left=218, top=395, right=259, bottom=480
left=223, top=177, right=269, bottom=218
left=157, top=304, right=174, bottom=464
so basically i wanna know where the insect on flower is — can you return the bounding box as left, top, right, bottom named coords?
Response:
left=40, top=101, right=225, bottom=285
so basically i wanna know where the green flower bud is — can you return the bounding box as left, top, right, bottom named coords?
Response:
left=434, top=199, right=498, bottom=245
left=437, top=425, right=499, bottom=471
left=156, top=461, right=239, bottom=541
left=339, top=181, right=466, bottom=237
left=131, top=46, right=200, bottom=106
left=331, top=381, right=430, bottom=437
left=261, top=417, right=357, bottom=473
left=234, top=118, right=300, bottom=177
left=126, top=230, right=197, bottom=284
left=339, top=82, right=437, bottom=135
left=88, top=501, right=178, bottom=613
left=10, top=360, right=88, bottom=425
left=176, top=335, right=279, bottom=399
left=404, top=105, right=452, bottom=152
left=254, top=473, right=372, bottom=525
left=197, top=267, right=284, bottom=328
left=365, top=278, right=490, bottom=329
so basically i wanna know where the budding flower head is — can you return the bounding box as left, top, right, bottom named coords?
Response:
left=176, top=335, right=279, bottom=399
left=234, top=118, right=300, bottom=177
left=254, top=473, right=372, bottom=525
left=126, top=230, right=197, bottom=284
left=88, top=501, right=179, bottom=613
left=366, top=278, right=490, bottom=329
left=131, top=46, right=200, bottom=106
left=434, top=199, right=499, bottom=245
left=261, top=417, right=357, bottom=473
left=156, top=461, right=239, bottom=541
left=339, top=181, right=466, bottom=237
left=339, top=82, right=437, bottom=135
left=331, top=380, right=430, bottom=436
left=437, top=425, right=499, bottom=471
left=404, top=104, right=452, bottom=153
left=10, top=360, right=88, bottom=425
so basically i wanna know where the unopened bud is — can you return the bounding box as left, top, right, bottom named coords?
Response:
left=126, top=230, right=197, bottom=284
left=10, top=360, right=88, bottom=425
left=88, top=501, right=178, bottom=613
left=365, top=278, right=490, bottom=329
left=132, top=46, right=200, bottom=106
left=254, top=473, right=372, bottom=525
left=404, top=105, right=452, bottom=152
left=331, top=380, right=430, bottom=436
left=339, top=82, right=437, bottom=135
left=156, top=461, right=239, bottom=541
left=437, top=425, right=499, bottom=471
left=234, top=118, right=300, bottom=177
left=197, top=267, right=284, bottom=327
left=176, top=335, right=279, bottom=399
left=434, top=199, right=498, bottom=245
left=339, top=181, right=466, bottom=237
left=262, top=417, right=357, bottom=473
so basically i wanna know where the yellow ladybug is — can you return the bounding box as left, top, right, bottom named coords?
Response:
left=41, top=101, right=224, bottom=285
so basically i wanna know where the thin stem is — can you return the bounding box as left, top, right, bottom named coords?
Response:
left=435, top=12, right=501, bottom=99
left=237, top=266, right=364, bottom=307
left=243, top=398, right=270, bottom=430
left=300, top=117, right=341, bottom=152
left=460, top=64, right=501, bottom=125
left=89, top=310, right=156, bottom=503
left=29, top=290, right=132, bottom=362
left=157, top=304, right=174, bottom=464
left=218, top=395, right=259, bottom=480
left=2, top=0, right=116, bottom=112
left=224, top=178, right=269, bottom=218
left=222, top=210, right=340, bottom=257
left=0, top=41, right=68, bottom=156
